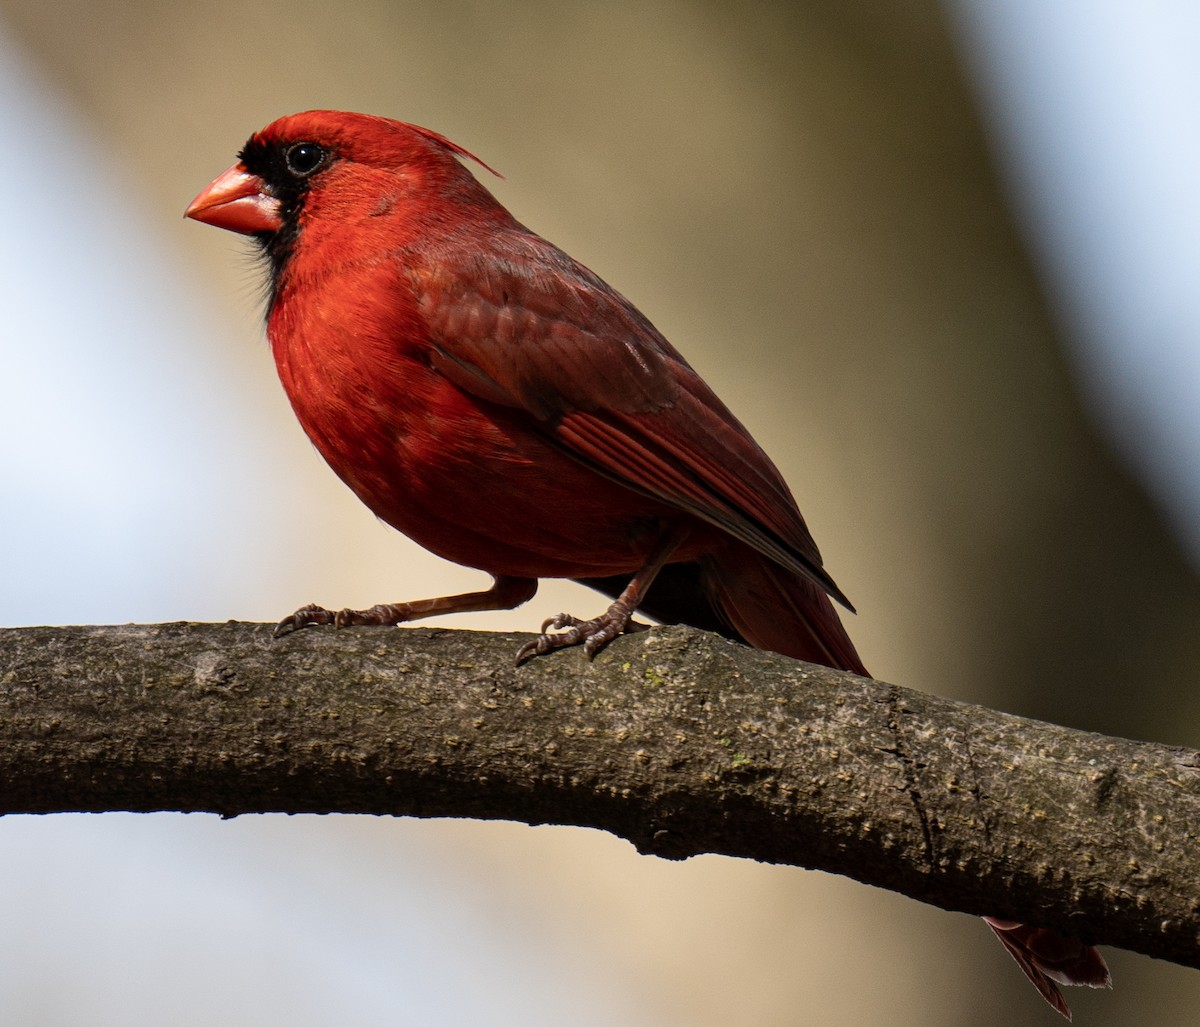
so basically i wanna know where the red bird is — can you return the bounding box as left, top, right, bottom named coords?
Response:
left=186, top=110, right=1109, bottom=1016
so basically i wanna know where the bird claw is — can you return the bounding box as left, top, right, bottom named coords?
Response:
left=273, top=602, right=407, bottom=638
left=515, top=607, right=648, bottom=665
left=273, top=604, right=336, bottom=638
left=278, top=598, right=649, bottom=666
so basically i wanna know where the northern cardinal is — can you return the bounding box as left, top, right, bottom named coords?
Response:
left=186, top=110, right=1110, bottom=1017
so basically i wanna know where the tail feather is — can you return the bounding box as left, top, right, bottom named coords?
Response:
left=984, top=918, right=1111, bottom=1021
left=705, top=544, right=868, bottom=675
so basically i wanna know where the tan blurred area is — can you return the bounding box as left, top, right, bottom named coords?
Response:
left=3, top=0, right=1198, bottom=1023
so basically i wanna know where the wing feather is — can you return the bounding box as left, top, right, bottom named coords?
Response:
left=414, top=228, right=852, bottom=608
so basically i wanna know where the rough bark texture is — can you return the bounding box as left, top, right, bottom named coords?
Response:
left=0, top=621, right=1196, bottom=969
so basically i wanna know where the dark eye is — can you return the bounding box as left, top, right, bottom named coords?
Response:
left=284, top=142, right=326, bottom=177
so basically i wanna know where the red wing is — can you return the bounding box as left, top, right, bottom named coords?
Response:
left=554, top=398, right=850, bottom=607
left=414, top=229, right=850, bottom=607
left=417, top=231, right=680, bottom=419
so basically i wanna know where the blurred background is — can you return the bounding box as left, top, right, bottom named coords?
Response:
left=1, top=0, right=1198, bottom=1023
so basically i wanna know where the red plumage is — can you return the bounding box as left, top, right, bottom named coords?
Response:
left=187, top=110, right=863, bottom=670
left=186, top=110, right=1108, bottom=1015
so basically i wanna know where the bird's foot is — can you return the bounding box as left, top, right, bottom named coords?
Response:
left=515, top=603, right=649, bottom=665
left=273, top=602, right=411, bottom=638
left=273, top=579, right=541, bottom=639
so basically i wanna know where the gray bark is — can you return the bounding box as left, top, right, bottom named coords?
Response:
left=0, top=622, right=1196, bottom=970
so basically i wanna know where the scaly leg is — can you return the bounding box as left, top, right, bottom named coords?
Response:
left=273, top=575, right=539, bottom=638
left=515, top=530, right=684, bottom=664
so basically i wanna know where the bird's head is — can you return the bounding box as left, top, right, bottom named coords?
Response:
left=185, top=110, right=500, bottom=236
left=185, top=110, right=505, bottom=297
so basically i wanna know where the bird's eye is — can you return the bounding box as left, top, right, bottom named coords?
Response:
left=285, top=142, right=326, bottom=177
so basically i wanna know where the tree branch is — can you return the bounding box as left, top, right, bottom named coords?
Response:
left=1, top=622, right=1196, bottom=968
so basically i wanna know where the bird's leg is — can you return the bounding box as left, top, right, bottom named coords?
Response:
left=515, top=530, right=684, bottom=665
left=273, top=575, right=539, bottom=638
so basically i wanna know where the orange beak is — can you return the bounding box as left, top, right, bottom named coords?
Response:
left=184, top=162, right=282, bottom=235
